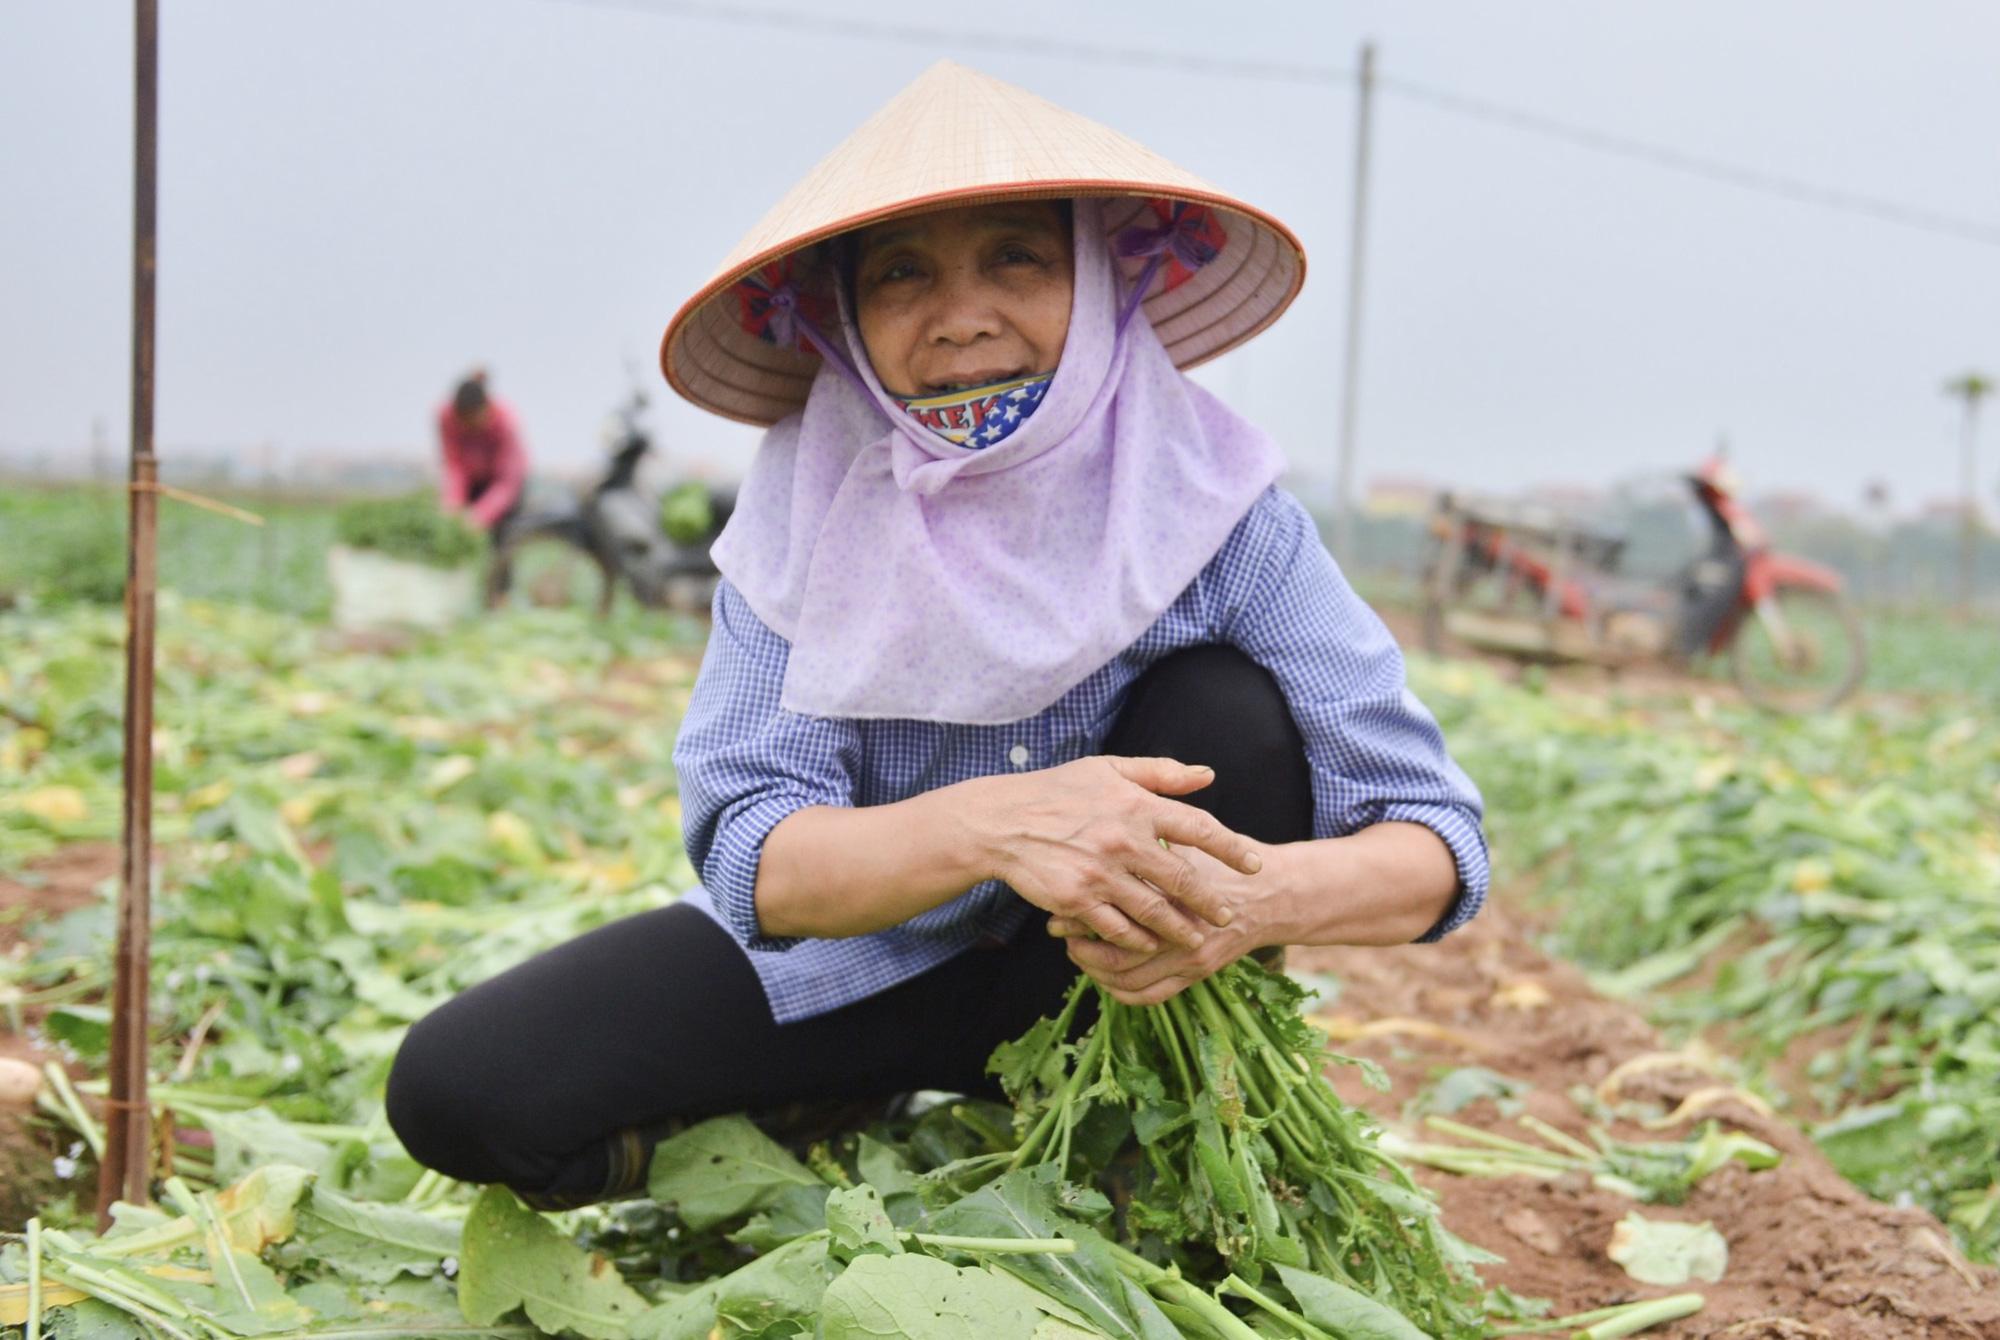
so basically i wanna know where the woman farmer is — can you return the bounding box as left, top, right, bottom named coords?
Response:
left=386, top=63, right=1488, bottom=1211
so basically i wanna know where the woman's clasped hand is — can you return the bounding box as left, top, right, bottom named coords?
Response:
left=978, top=755, right=1262, bottom=955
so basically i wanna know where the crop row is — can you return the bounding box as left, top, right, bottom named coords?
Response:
left=1414, top=660, right=2000, bottom=1260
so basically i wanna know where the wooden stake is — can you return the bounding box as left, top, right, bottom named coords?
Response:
left=98, top=0, right=159, bottom=1229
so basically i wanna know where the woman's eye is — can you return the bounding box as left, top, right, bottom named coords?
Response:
left=875, top=261, right=921, bottom=284
left=996, top=246, right=1038, bottom=266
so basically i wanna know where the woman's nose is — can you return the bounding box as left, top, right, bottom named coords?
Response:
left=925, top=266, right=1005, bottom=345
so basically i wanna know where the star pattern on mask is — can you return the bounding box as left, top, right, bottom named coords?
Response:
left=894, top=373, right=1053, bottom=449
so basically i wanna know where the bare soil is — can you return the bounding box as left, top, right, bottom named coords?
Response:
left=1292, top=899, right=1998, bottom=1339
left=0, top=841, right=114, bottom=956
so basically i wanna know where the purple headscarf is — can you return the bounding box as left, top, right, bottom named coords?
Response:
left=709, top=198, right=1286, bottom=725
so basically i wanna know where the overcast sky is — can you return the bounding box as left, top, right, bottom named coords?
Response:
left=3, top=0, right=1996, bottom=512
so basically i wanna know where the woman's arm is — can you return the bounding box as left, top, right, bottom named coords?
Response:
left=757, top=755, right=1264, bottom=952
left=1055, top=490, right=1489, bottom=1003
left=469, top=408, right=528, bottom=530
left=680, top=584, right=1263, bottom=958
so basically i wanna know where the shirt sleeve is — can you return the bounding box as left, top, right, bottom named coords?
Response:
left=1213, top=490, right=1490, bottom=941
left=673, top=580, right=862, bottom=951
left=436, top=408, right=469, bottom=511
left=468, top=406, right=528, bottom=529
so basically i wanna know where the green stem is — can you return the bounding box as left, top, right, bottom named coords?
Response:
left=1151, top=997, right=1198, bottom=1096
left=1424, top=1116, right=1582, bottom=1167
left=26, top=1217, right=42, bottom=1340
left=1049, top=976, right=1089, bottom=1042
left=1219, top=1274, right=1338, bottom=1340
left=908, top=1234, right=1077, bottom=1255
left=1008, top=1019, right=1107, bottom=1171
left=1491, top=1302, right=1632, bottom=1334
left=949, top=1104, right=1017, bottom=1154
left=40, top=1268, right=206, bottom=1340
left=1099, top=1237, right=1170, bottom=1287
left=1571, top=1294, right=1704, bottom=1340
left=1149, top=1278, right=1268, bottom=1340
left=41, top=1062, right=105, bottom=1161
left=40, top=1258, right=193, bottom=1321
left=1516, top=1114, right=1600, bottom=1162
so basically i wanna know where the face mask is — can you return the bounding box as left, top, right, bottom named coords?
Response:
left=892, top=372, right=1053, bottom=449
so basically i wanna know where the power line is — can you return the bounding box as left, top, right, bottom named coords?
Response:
left=558, top=0, right=1353, bottom=84
left=548, top=0, right=2000, bottom=248
left=1381, top=76, right=2000, bottom=247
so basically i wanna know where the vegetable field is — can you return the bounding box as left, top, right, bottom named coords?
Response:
left=0, top=577, right=1995, bottom=1337
left=1413, top=660, right=2000, bottom=1262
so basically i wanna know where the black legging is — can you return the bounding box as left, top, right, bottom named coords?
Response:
left=384, top=643, right=1313, bottom=1207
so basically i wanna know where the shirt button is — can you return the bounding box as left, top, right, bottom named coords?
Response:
left=1008, top=744, right=1030, bottom=768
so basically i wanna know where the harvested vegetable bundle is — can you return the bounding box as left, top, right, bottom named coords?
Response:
left=334, top=493, right=484, bottom=568
left=978, top=960, right=1489, bottom=1339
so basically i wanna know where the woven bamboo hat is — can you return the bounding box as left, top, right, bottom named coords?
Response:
left=661, top=60, right=1307, bottom=426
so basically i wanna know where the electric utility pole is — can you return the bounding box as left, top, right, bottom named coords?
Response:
left=1944, top=372, right=1992, bottom=618
left=99, top=0, right=160, bottom=1227
left=1332, top=41, right=1376, bottom=570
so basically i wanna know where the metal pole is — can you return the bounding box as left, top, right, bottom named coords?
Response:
left=1332, top=42, right=1376, bottom=571
left=1945, top=373, right=1992, bottom=619
left=99, top=0, right=159, bottom=1228
left=1958, top=396, right=1983, bottom=616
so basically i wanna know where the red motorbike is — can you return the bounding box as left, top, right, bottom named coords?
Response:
left=1420, top=457, right=1866, bottom=711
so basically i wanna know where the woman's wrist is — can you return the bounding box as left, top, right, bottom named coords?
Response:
left=1264, top=824, right=1460, bottom=949
left=1238, top=840, right=1313, bottom=949
left=928, top=772, right=1017, bottom=889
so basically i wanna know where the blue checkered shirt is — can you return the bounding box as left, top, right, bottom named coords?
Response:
left=675, top=486, right=1489, bottom=1022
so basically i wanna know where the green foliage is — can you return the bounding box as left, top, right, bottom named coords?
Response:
left=458, top=1186, right=648, bottom=1339
left=657, top=482, right=714, bottom=547
left=335, top=493, right=483, bottom=569
left=0, top=490, right=125, bottom=605
left=629, top=1235, right=829, bottom=1340
left=1274, top=1265, right=1434, bottom=1340
left=0, top=588, right=1749, bottom=1337
left=0, top=484, right=341, bottom=616
left=1860, top=608, right=2000, bottom=705
left=12, top=575, right=1986, bottom=1335
left=1412, top=655, right=2000, bottom=1260
left=289, top=1187, right=464, bottom=1283
left=926, top=1170, right=1180, bottom=1340
left=819, top=1253, right=1044, bottom=1340
left=645, top=1115, right=822, bottom=1231
left=41, top=514, right=128, bottom=605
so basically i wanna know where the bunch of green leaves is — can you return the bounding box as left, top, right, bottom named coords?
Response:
left=1411, top=656, right=2000, bottom=1259
left=334, top=493, right=483, bottom=569
left=975, top=964, right=1488, bottom=1340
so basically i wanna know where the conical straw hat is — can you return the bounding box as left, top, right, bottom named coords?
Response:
left=661, top=61, right=1306, bottom=426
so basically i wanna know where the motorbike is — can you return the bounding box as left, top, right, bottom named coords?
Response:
left=1419, top=456, right=1866, bottom=711
left=487, top=392, right=734, bottom=616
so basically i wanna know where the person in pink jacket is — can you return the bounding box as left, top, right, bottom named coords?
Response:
left=437, top=371, right=528, bottom=534
left=438, top=371, right=530, bottom=602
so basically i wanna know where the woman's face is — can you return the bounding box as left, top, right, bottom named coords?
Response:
left=851, top=202, right=1073, bottom=399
